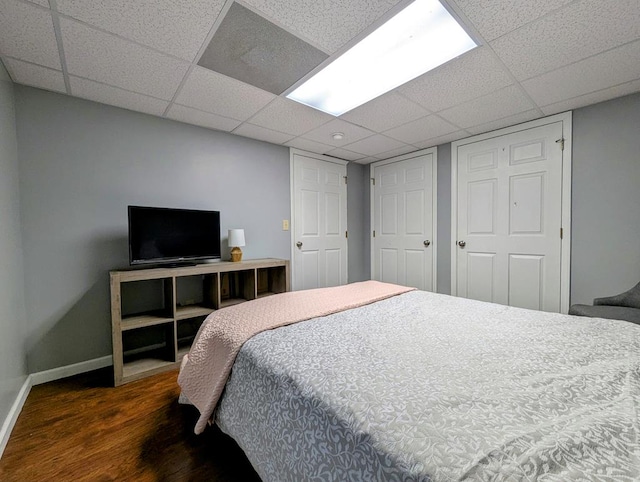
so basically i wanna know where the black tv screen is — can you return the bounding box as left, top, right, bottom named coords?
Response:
left=128, top=206, right=221, bottom=266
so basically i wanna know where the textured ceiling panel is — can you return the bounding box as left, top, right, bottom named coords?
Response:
left=248, top=97, right=332, bottom=136
left=375, top=144, right=420, bottom=159
left=175, top=66, right=275, bottom=120
left=56, top=0, right=225, bottom=61
left=27, top=0, right=50, bottom=7
left=69, top=76, right=170, bottom=116
left=3, top=58, right=65, bottom=92
left=233, top=123, right=294, bottom=144
left=0, top=0, right=61, bottom=69
left=455, top=0, right=573, bottom=41
left=438, top=85, right=535, bottom=129
left=384, top=115, right=458, bottom=145
left=491, top=0, right=640, bottom=81
left=340, top=91, right=429, bottom=133
left=199, top=2, right=327, bottom=95
left=241, top=0, right=402, bottom=53
left=522, top=40, right=640, bottom=107
left=284, top=137, right=334, bottom=154
left=301, top=118, right=374, bottom=147
left=343, top=134, right=406, bottom=156
left=413, top=130, right=469, bottom=150
left=325, top=147, right=365, bottom=161
left=399, top=47, right=513, bottom=112
left=166, top=104, right=242, bottom=132
left=465, top=109, right=539, bottom=135
left=61, top=18, right=189, bottom=100
left=541, top=79, right=640, bottom=116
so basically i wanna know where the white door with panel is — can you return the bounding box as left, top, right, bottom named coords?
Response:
left=372, top=151, right=436, bottom=291
left=454, top=121, right=565, bottom=312
left=292, top=152, right=348, bottom=290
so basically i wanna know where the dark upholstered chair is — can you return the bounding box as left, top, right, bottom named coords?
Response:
left=569, top=281, right=640, bottom=324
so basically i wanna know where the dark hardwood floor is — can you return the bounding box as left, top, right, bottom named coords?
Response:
left=0, top=368, right=261, bottom=482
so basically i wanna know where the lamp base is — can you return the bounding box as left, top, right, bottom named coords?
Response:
left=230, top=246, right=243, bottom=262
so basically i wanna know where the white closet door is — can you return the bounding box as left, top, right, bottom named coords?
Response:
left=292, top=152, right=347, bottom=290
left=455, top=121, right=564, bottom=312
left=372, top=150, right=436, bottom=291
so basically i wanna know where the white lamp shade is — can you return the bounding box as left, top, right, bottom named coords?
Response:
left=228, top=229, right=245, bottom=247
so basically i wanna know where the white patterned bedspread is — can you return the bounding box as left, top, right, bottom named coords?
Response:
left=216, top=290, right=640, bottom=481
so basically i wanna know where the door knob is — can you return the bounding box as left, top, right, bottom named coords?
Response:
left=458, top=240, right=466, bottom=248
left=296, top=241, right=303, bottom=248
left=423, top=240, right=431, bottom=247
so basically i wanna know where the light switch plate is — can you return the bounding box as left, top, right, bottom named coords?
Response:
left=282, top=219, right=289, bottom=230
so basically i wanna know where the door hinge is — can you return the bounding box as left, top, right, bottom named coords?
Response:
left=373, top=230, right=376, bottom=238
left=344, top=176, right=348, bottom=184
left=556, top=138, right=565, bottom=151
left=371, top=177, right=375, bottom=186
left=560, top=228, right=563, bottom=239
left=345, top=230, right=348, bottom=239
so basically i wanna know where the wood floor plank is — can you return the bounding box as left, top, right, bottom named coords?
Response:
left=0, top=368, right=261, bottom=482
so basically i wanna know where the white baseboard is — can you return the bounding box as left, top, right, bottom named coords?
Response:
left=0, top=375, right=32, bottom=459
left=30, top=355, right=113, bottom=386
left=0, top=355, right=114, bottom=460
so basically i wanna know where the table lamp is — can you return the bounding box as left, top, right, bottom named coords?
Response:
left=228, top=229, right=245, bottom=262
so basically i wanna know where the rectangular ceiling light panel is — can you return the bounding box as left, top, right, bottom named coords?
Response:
left=287, top=0, right=477, bottom=116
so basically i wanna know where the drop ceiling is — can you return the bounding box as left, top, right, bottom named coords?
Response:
left=1, top=0, right=639, bottom=164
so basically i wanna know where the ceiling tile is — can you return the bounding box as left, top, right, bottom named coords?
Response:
left=166, top=104, right=241, bottom=132
left=522, top=40, right=640, bottom=107
left=354, top=156, right=380, bottom=165
left=438, top=85, right=535, bottom=129
left=325, top=148, right=366, bottom=162
left=3, top=58, right=65, bottom=92
left=28, top=0, right=50, bottom=7
left=342, top=134, right=406, bottom=157
left=340, top=92, right=429, bottom=132
left=384, top=115, right=459, bottom=145
left=491, top=0, right=640, bottom=80
left=69, top=76, right=169, bottom=116
left=241, top=0, right=401, bottom=54
left=376, top=144, right=419, bottom=160
left=233, top=123, right=295, bottom=144
left=413, top=130, right=469, bottom=149
left=176, top=66, right=275, bottom=121
left=301, top=119, right=375, bottom=147
left=56, top=0, right=225, bottom=61
left=248, top=97, right=333, bottom=136
left=541, top=79, right=640, bottom=116
left=0, top=0, right=60, bottom=69
left=60, top=18, right=189, bottom=100
left=398, top=47, right=513, bottom=112
left=199, top=2, right=327, bottom=95
left=465, top=109, right=540, bottom=135
left=284, top=137, right=334, bottom=154
left=455, top=0, right=573, bottom=41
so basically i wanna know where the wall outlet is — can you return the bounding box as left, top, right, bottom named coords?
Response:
left=282, top=219, right=289, bottom=231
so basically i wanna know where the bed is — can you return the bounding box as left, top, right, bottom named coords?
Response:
left=178, top=281, right=640, bottom=481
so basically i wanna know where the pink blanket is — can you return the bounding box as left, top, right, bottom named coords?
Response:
left=178, top=280, right=415, bottom=433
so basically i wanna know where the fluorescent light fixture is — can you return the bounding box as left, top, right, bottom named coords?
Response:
left=287, top=0, right=477, bottom=116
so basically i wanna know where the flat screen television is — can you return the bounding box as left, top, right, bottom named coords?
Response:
left=128, top=206, right=221, bottom=266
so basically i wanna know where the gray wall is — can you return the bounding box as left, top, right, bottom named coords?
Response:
left=0, top=65, right=28, bottom=434
left=347, top=162, right=367, bottom=282
left=15, top=86, right=291, bottom=372
left=570, top=93, right=640, bottom=304
left=436, top=143, right=452, bottom=294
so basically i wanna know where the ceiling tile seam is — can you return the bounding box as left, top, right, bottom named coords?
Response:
left=440, top=0, right=487, bottom=49
left=517, top=37, right=640, bottom=85
left=50, top=12, right=195, bottom=64
left=482, top=0, right=583, bottom=43
left=171, top=101, right=243, bottom=122
left=465, top=109, right=540, bottom=132
left=65, top=73, right=174, bottom=103
left=0, top=56, right=63, bottom=74
left=539, top=77, right=640, bottom=109
left=14, top=0, right=50, bottom=12
left=47, top=0, right=71, bottom=94
left=161, top=0, right=235, bottom=118
left=233, top=120, right=309, bottom=138
left=477, top=43, right=544, bottom=117
left=233, top=0, right=332, bottom=55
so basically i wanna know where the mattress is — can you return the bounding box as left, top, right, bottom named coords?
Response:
left=215, top=290, right=640, bottom=481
